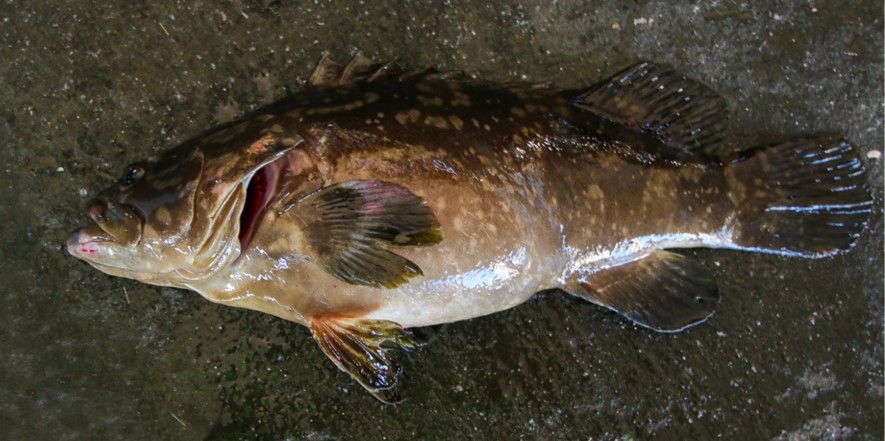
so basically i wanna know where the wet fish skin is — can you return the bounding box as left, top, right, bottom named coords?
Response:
left=67, top=56, right=872, bottom=402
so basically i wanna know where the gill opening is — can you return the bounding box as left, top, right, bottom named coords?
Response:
left=239, top=165, right=270, bottom=250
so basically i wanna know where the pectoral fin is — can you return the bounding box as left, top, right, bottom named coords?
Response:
left=309, top=316, right=421, bottom=403
left=290, top=180, right=442, bottom=288
left=571, top=250, right=720, bottom=332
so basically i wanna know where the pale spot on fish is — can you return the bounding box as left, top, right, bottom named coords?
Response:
left=280, top=137, right=299, bottom=147
left=448, top=115, right=464, bottom=130
left=268, top=236, right=294, bottom=255
left=394, top=109, right=422, bottom=125
left=248, top=133, right=274, bottom=155
left=453, top=216, right=465, bottom=232
left=587, top=184, right=604, bottom=199
left=424, top=115, right=449, bottom=129
left=143, top=226, right=159, bottom=241
left=451, top=91, right=471, bottom=106
left=155, top=206, right=172, bottom=225
left=418, top=95, right=444, bottom=106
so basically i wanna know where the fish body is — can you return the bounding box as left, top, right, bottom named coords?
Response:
left=67, top=56, right=872, bottom=402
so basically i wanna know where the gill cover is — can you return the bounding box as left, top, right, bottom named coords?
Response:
left=188, top=123, right=302, bottom=254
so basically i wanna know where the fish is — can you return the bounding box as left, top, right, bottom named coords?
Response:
left=66, top=54, right=873, bottom=403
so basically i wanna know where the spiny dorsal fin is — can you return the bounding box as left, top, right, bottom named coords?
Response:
left=288, top=180, right=442, bottom=288
left=309, top=52, right=394, bottom=87
left=309, top=316, right=421, bottom=403
left=571, top=250, right=720, bottom=332
left=309, top=53, right=417, bottom=87
left=308, top=53, right=457, bottom=87
left=573, top=62, right=729, bottom=159
left=308, top=52, right=343, bottom=86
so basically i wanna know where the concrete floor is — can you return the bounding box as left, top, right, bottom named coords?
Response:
left=1, top=1, right=882, bottom=439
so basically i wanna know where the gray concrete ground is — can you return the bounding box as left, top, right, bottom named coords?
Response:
left=1, top=1, right=882, bottom=439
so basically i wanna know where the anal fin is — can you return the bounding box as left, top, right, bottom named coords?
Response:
left=309, top=315, right=421, bottom=403
left=570, top=250, right=720, bottom=332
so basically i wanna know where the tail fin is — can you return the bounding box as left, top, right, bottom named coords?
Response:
left=727, top=136, right=873, bottom=258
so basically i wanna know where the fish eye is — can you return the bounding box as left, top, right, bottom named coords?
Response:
left=121, top=165, right=145, bottom=185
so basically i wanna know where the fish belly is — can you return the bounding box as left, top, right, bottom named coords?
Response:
left=362, top=177, right=567, bottom=328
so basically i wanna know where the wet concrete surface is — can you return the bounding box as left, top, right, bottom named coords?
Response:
left=1, top=1, right=882, bottom=439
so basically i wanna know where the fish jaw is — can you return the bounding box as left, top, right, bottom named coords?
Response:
left=67, top=198, right=144, bottom=274
left=66, top=224, right=166, bottom=283
left=67, top=224, right=111, bottom=261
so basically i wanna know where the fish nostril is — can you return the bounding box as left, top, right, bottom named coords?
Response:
left=87, top=200, right=106, bottom=221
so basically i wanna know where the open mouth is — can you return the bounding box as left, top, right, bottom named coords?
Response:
left=237, top=158, right=282, bottom=250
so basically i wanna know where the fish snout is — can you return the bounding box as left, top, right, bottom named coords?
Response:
left=66, top=227, right=105, bottom=259
left=85, top=199, right=143, bottom=246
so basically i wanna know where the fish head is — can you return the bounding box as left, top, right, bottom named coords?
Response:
left=67, top=123, right=299, bottom=287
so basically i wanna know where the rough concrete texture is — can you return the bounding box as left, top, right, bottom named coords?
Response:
left=1, top=1, right=882, bottom=440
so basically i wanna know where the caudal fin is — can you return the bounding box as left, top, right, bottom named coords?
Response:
left=727, top=136, right=872, bottom=258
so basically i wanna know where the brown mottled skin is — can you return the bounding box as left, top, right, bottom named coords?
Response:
left=181, top=78, right=734, bottom=327
left=68, top=60, right=870, bottom=401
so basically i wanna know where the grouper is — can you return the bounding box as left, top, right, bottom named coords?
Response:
left=67, top=55, right=872, bottom=402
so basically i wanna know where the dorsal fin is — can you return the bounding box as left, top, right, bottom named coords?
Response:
left=308, top=52, right=396, bottom=87
left=308, top=53, right=456, bottom=87
left=573, top=62, right=729, bottom=159
left=307, top=52, right=343, bottom=86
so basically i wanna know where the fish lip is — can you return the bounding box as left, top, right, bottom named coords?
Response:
left=66, top=224, right=113, bottom=259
